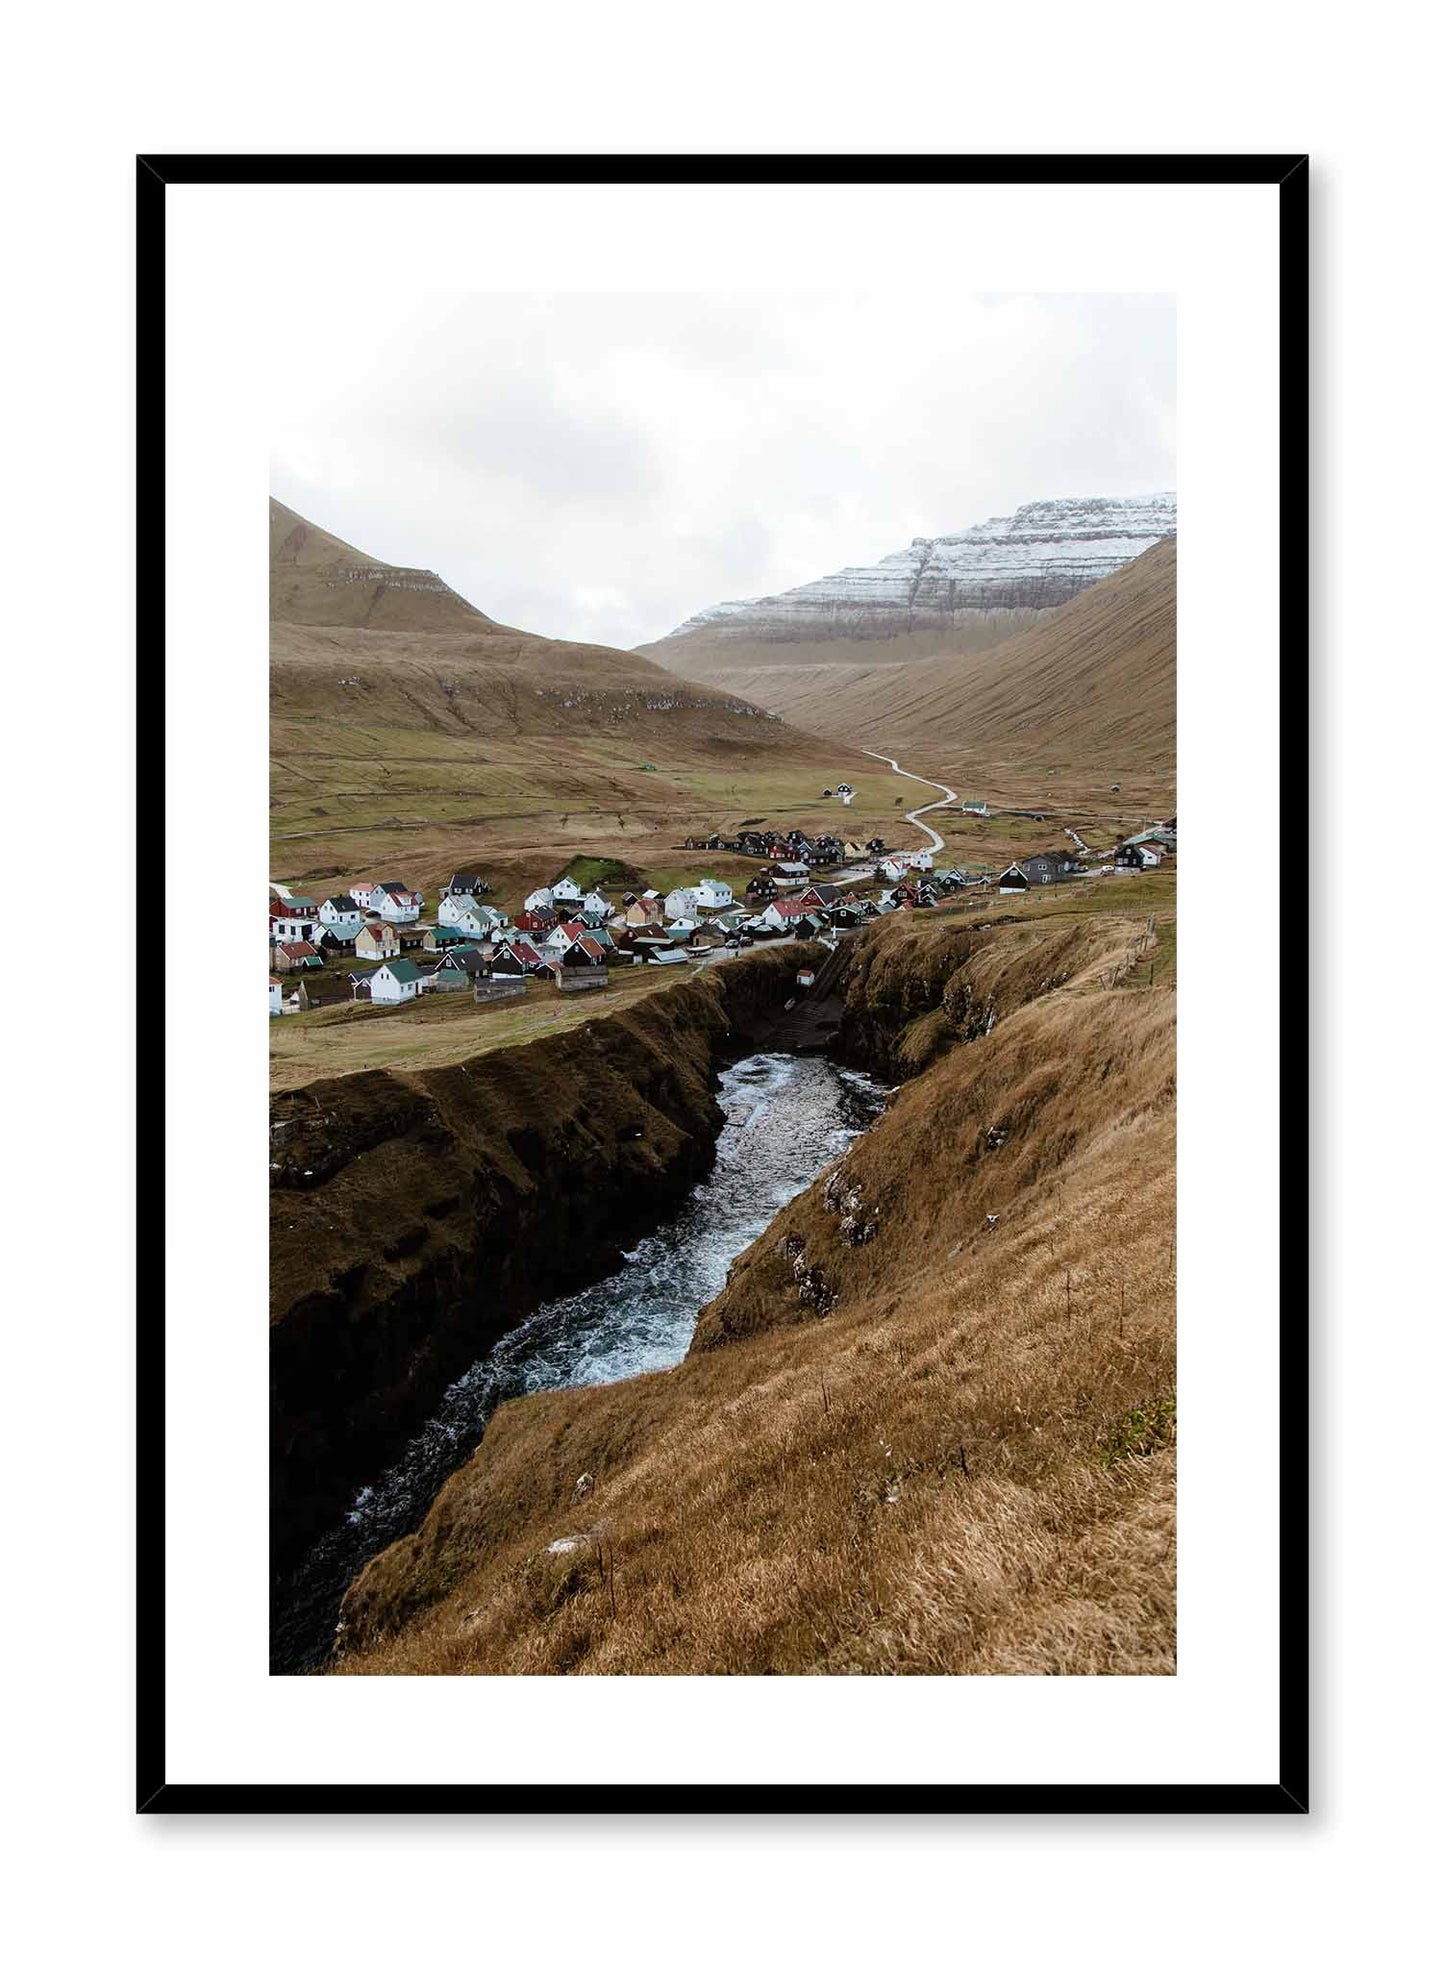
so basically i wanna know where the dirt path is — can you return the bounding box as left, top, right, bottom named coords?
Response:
left=860, top=750, right=957, bottom=854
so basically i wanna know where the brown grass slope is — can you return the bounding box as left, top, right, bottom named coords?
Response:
left=335, top=910, right=1175, bottom=1677
left=641, top=606, right=1058, bottom=680
left=269, top=498, right=874, bottom=895
left=705, top=542, right=1175, bottom=773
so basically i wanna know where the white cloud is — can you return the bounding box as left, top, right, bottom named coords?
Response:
left=270, top=291, right=1174, bottom=649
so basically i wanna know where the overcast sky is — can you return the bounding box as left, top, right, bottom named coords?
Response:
left=271, top=293, right=1174, bottom=650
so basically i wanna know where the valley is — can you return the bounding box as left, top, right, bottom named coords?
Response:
left=269, top=487, right=1178, bottom=1680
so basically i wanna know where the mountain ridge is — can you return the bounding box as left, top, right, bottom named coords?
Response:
left=639, top=493, right=1176, bottom=674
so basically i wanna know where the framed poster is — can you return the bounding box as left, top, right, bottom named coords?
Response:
left=142, top=152, right=1306, bottom=1811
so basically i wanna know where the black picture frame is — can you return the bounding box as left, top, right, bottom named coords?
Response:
left=138, top=151, right=1308, bottom=1816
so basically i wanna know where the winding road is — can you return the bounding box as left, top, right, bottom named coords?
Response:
left=861, top=749, right=957, bottom=855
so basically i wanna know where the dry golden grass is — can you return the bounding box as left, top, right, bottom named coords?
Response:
left=334, top=912, right=1175, bottom=1677
left=648, top=542, right=1178, bottom=822
left=268, top=962, right=688, bottom=1092
left=269, top=497, right=884, bottom=899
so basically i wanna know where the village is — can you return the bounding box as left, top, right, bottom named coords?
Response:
left=269, top=780, right=1176, bottom=1020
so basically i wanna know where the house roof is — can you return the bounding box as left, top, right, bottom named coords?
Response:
left=277, top=941, right=318, bottom=959
left=576, top=935, right=608, bottom=961
left=323, top=895, right=357, bottom=912
left=269, top=975, right=280, bottom=987
left=357, top=921, right=396, bottom=941
left=770, top=898, right=814, bottom=919
left=378, top=880, right=414, bottom=895
left=382, top=958, right=422, bottom=982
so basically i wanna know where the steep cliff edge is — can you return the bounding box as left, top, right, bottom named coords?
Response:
left=334, top=911, right=1176, bottom=1677
left=270, top=947, right=809, bottom=1573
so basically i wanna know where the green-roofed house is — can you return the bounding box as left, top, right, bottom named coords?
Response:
left=370, top=957, right=423, bottom=1005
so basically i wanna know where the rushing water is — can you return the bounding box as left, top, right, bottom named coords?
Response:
left=271, top=1051, right=888, bottom=1672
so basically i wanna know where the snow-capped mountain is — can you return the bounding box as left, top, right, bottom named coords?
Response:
left=648, top=495, right=1176, bottom=650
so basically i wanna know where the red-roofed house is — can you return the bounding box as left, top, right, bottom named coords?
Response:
left=273, top=940, right=324, bottom=973
left=761, top=898, right=816, bottom=932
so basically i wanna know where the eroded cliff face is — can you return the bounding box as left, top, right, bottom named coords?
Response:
left=333, top=909, right=1176, bottom=1679
left=270, top=948, right=806, bottom=1573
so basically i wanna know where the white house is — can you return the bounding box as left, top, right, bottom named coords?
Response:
left=880, top=856, right=911, bottom=884
left=373, top=882, right=423, bottom=924
left=348, top=879, right=383, bottom=910
left=542, top=921, right=596, bottom=954
left=664, top=887, right=697, bottom=921
left=551, top=876, right=583, bottom=903
left=318, top=895, right=363, bottom=941
left=439, top=894, right=504, bottom=937
left=523, top=886, right=554, bottom=913
left=693, top=877, right=734, bottom=910
left=762, top=898, right=818, bottom=933
left=268, top=975, right=282, bottom=1017
left=906, top=850, right=934, bottom=872
left=369, top=958, right=423, bottom=1004
left=579, top=890, right=611, bottom=922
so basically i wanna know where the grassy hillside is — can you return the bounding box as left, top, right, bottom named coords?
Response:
left=645, top=542, right=1177, bottom=819
left=641, top=606, right=1059, bottom=678
left=333, top=904, right=1175, bottom=1677
left=270, top=498, right=882, bottom=898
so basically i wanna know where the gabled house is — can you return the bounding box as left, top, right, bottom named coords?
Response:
left=439, top=894, right=504, bottom=939
left=880, top=856, right=911, bottom=885
left=774, top=861, right=809, bottom=882
left=761, top=897, right=818, bottom=933
left=664, top=887, right=697, bottom=921
left=491, top=937, right=545, bottom=977
left=579, top=891, right=611, bottom=923
left=273, top=940, right=324, bottom=973
left=268, top=975, right=282, bottom=1017
left=430, top=945, right=491, bottom=989
left=550, top=876, right=583, bottom=904
left=625, top=893, right=665, bottom=928
left=269, top=894, right=319, bottom=943
left=374, top=881, right=423, bottom=924
left=798, top=883, right=841, bottom=910
left=442, top=870, right=490, bottom=898
left=348, top=879, right=383, bottom=910
left=355, top=921, right=400, bottom=961
left=523, top=886, right=555, bottom=913
left=542, top=920, right=591, bottom=953
left=512, top=907, right=556, bottom=938
left=1012, top=852, right=1076, bottom=886
left=745, top=874, right=777, bottom=903
left=558, top=934, right=607, bottom=968
left=318, top=895, right=363, bottom=941
left=693, top=877, right=734, bottom=910
left=370, top=957, right=423, bottom=1004
left=998, top=863, right=1030, bottom=894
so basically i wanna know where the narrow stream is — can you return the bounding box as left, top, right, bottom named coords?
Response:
left=271, top=1051, right=889, bottom=1672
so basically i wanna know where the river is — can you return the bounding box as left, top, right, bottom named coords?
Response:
left=271, top=1050, right=889, bottom=1672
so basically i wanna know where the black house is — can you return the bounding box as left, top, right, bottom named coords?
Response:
left=443, top=870, right=490, bottom=898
